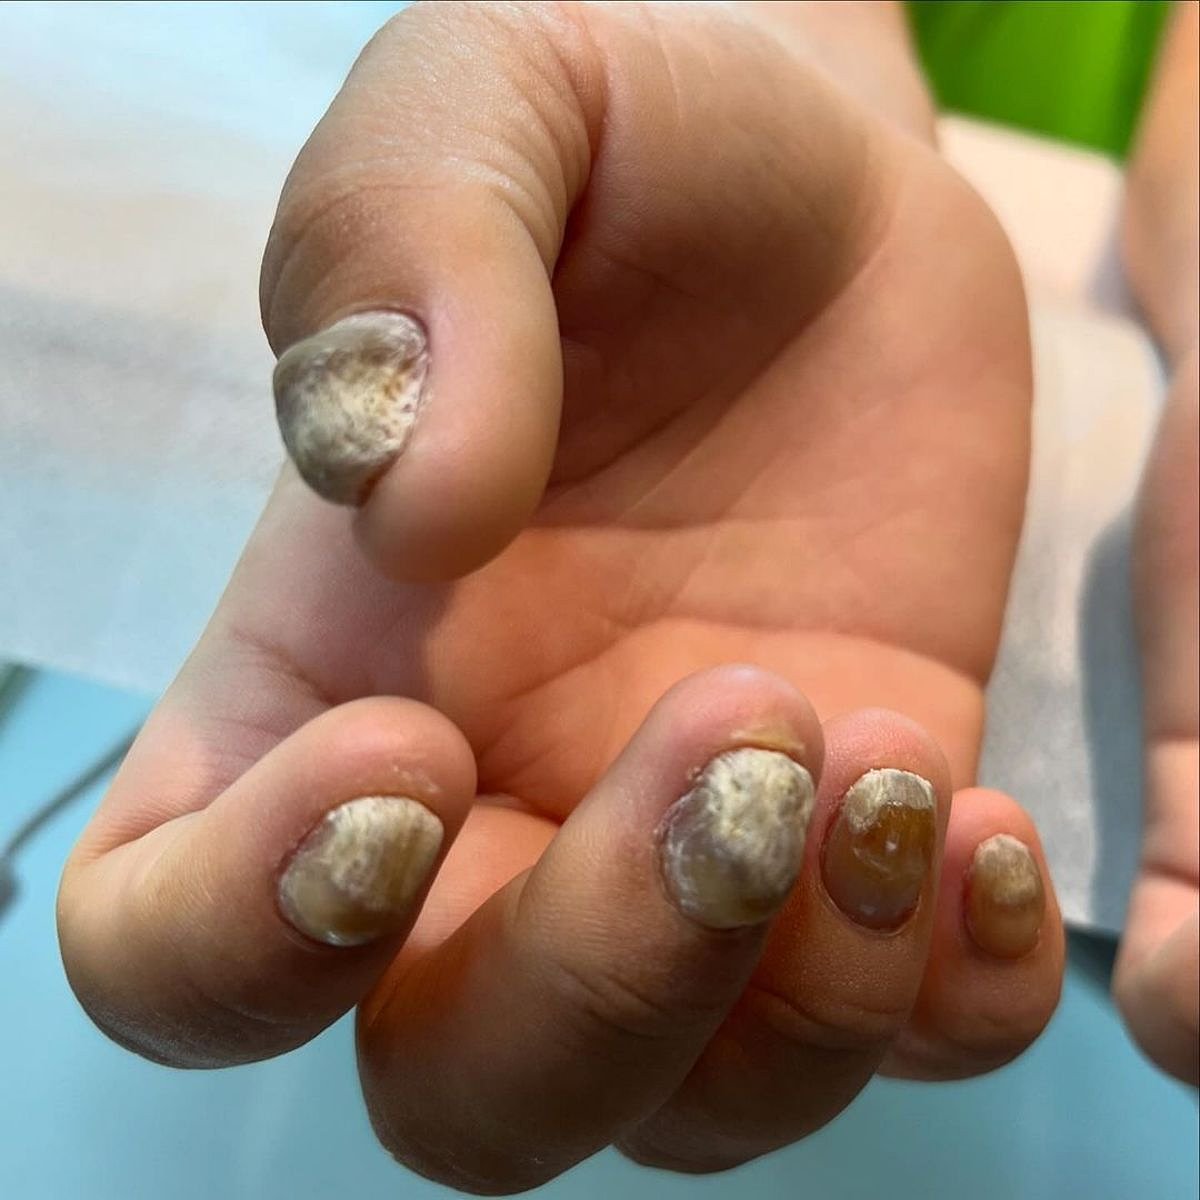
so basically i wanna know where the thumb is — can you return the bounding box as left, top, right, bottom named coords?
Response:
left=260, top=1, right=888, bottom=581
left=261, top=3, right=599, bottom=578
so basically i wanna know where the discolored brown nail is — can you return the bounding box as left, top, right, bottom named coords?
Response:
left=821, top=768, right=936, bottom=931
left=273, top=311, right=429, bottom=505
left=278, top=796, right=444, bottom=947
left=658, top=747, right=815, bottom=930
left=964, top=834, right=1045, bottom=959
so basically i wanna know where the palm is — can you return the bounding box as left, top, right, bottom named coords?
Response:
left=222, top=123, right=1029, bottom=890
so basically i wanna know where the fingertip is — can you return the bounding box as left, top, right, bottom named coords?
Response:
left=258, top=695, right=479, bottom=831
left=644, top=664, right=826, bottom=775
left=884, top=788, right=1065, bottom=1079
left=352, top=399, right=551, bottom=580
left=943, top=787, right=1062, bottom=962
left=356, top=664, right=829, bottom=1191
left=59, top=696, right=481, bottom=1068
left=268, top=180, right=564, bottom=582
left=1115, top=908, right=1200, bottom=1085
left=620, top=707, right=954, bottom=1169
left=533, top=662, right=828, bottom=937
left=321, top=267, right=563, bottom=579
left=815, top=708, right=952, bottom=820
left=751, top=707, right=951, bottom=1005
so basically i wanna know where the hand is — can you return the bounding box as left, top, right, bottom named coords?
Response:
left=59, top=3, right=1065, bottom=1189
left=1114, top=1, right=1198, bottom=1087
left=1115, top=345, right=1200, bottom=1086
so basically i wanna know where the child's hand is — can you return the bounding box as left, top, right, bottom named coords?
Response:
left=59, top=4, right=1064, bottom=1188
left=1116, top=345, right=1200, bottom=1085
left=1114, top=0, right=1199, bottom=1088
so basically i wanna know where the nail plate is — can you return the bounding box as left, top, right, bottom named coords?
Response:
left=278, top=795, right=443, bottom=947
left=658, top=747, right=815, bottom=930
left=965, top=833, right=1044, bottom=959
left=821, top=768, right=936, bottom=931
left=273, top=311, right=429, bottom=505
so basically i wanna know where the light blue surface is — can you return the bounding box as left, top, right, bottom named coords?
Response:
left=0, top=668, right=1196, bottom=1200
left=3, top=1, right=404, bottom=150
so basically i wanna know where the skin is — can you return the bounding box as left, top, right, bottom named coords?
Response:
left=1116, top=1, right=1200, bottom=1087
left=57, top=3, right=1068, bottom=1190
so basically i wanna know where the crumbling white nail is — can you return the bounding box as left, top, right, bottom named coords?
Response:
left=841, top=769, right=935, bottom=834
left=658, top=748, right=815, bottom=930
left=278, top=796, right=443, bottom=947
left=272, top=311, right=429, bottom=505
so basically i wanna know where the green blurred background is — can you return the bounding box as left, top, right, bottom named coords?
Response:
left=908, top=0, right=1171, bottom=157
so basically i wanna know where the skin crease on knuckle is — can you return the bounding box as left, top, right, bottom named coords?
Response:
left=535, top=944, right=731, bottom=1055
left=918, top=999, right=1058, bottom=1071
left=742, top=978, right=912, bottom=1056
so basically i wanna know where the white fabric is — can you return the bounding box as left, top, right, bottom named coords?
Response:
left=0, top=7, right=1162, bottom=932
left=938, top=118, right=1161, bottom=934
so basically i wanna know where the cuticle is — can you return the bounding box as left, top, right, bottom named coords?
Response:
left=322, top=304, right=428, bottom=336
left=666, top=738, right=810, bottom=809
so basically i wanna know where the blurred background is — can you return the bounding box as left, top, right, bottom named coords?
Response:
left=0, top=3, right=1196, bottom=1198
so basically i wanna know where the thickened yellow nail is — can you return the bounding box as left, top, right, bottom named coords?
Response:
left=273, top=311, right=429, bottom=505
left=278, top=796, right=443, bottom=947
left=821, top=768, right=936, bottom=931
left=965, top=833, right=1045, bottom=959
left=658, top=747, right=815, bottom=930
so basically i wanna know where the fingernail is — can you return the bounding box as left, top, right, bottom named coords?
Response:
left=658, top=747, right=815, bottom=930
left=273, top=311, right=430, bottom=505
left=821, top=768, right=936, bottom=931
left=964, top=834, right=1044, bottom=959
left=278, top=796, right=443, bottom=947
